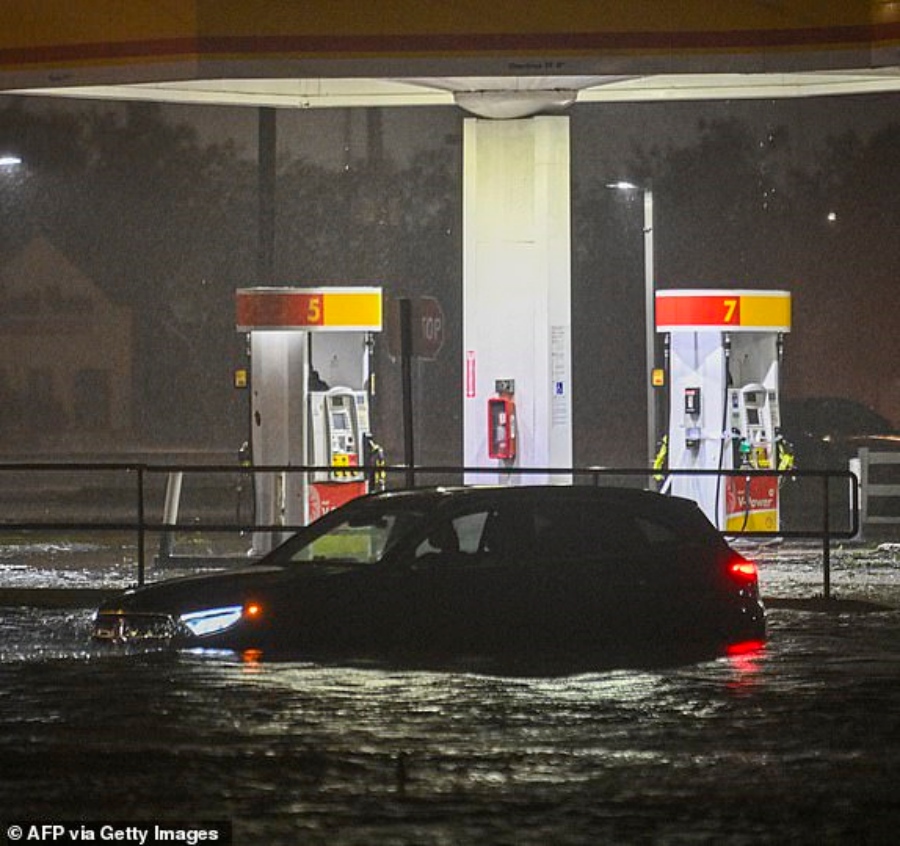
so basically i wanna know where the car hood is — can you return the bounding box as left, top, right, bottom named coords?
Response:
left=98, top=565, right=287, bottom=616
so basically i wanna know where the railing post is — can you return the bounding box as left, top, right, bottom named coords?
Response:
left=159, top=471, right=184, bottom=562
left=137, top=464, right=146, bottom=587
left=822, top=472, right=831, bottom=600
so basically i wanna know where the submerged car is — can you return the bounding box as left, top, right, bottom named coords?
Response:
left=93, top=486, right=765, bottom=668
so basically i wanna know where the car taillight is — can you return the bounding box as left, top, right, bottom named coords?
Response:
left=725, top=639, right=766, bottom=656
left=728, top=555, right=758, bottom=582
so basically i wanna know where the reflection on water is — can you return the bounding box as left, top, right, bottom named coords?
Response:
left=0, top=535, right=139, bottom=589
left=0, top=605, right=898, bottom=844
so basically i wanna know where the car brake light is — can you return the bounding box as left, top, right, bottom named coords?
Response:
left=726, top=639, right=766, bottom=656
left=244, top=602, right=263, bottom=619
left=728, top=556, right=758, bottom=581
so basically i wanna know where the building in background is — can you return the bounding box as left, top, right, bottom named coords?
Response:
left=0, top=237, right=132, bottom=450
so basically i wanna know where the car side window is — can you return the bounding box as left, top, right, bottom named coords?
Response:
left=454, top=511, right=491, bottom=553
left=414, top=510, right=493, bottom=560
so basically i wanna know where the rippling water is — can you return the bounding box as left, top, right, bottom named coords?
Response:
left=1, top=601, right=899, bottom=845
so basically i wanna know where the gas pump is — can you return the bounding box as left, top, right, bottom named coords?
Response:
left=656, top=289, right=791, bottom=532
left=307, top=386, right=372, bottom=517
left=236, top=287, right=383, bottom=552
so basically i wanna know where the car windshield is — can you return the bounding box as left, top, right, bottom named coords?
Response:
left=281, top=508, right=426, bottom=565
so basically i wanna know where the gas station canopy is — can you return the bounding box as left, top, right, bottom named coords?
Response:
left=4, top=1, right=900, bottom=113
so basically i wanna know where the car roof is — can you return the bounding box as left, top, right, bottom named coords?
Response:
left=357, top=485, right=700, bottom=515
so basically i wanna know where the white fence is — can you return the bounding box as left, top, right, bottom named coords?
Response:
left=851, top=448, right=900, bottom=537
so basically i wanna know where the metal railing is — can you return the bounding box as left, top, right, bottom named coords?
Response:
left=0, top=462, right=858, bottom=597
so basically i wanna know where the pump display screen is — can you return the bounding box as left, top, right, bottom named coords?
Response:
left=747, top=408, right=760, bottom=426
left=332, top=411, right=350, bottom=431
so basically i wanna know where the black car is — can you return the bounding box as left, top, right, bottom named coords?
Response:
left=93, top=486, right=765, bottom=669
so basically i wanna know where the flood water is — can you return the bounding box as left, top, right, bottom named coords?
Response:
left=1, top=541, right=899, bottom=844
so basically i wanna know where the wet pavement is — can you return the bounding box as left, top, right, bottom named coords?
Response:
left=1, top=539, right=899, bottom=844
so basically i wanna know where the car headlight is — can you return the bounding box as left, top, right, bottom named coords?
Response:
left=179, top=605, right=244, bottom=637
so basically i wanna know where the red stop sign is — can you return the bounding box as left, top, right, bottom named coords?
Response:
left=413, top=296, right=445, bottom=359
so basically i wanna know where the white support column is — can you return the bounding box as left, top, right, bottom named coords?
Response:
left=462, top=116, right=572, bottom=484
left=250, top=330, right=309, bottom=552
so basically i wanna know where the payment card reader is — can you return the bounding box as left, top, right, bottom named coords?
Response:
left=310, top=387, right=369, bottom=481
left=729, top=384, right=779, bottom=470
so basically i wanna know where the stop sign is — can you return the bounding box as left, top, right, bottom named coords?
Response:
left=412, top=296, right=445, bottom=360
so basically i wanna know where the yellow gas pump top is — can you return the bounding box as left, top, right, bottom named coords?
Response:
left=236, top=286, right=382, bottom=333
left=655, top=289, right=791, bottom=333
